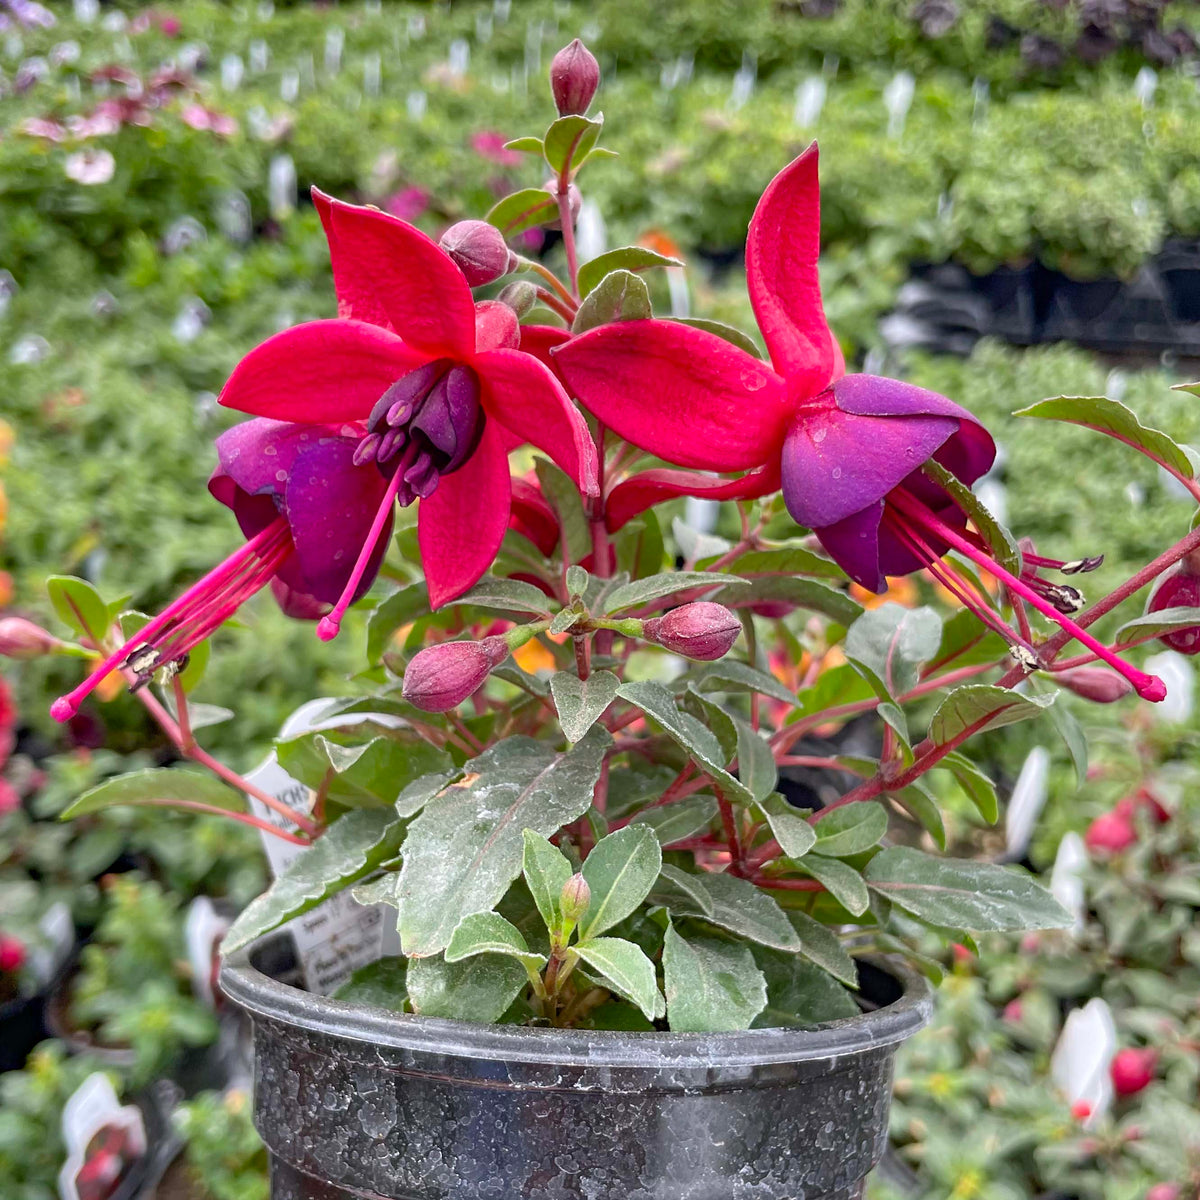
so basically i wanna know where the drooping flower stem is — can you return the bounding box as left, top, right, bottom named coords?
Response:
left=889, top=489, right=1166, bottom=701
left=556, top=187, right=580, bottom=299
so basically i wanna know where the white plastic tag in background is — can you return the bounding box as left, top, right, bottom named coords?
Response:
left=241, top=699, right=403, bottom=995
left=1050, top=998, right=1116, bottom=1128
left=185, top=896, right=231, bottom=1008
left=58, top=1074, right=146, bottom=1200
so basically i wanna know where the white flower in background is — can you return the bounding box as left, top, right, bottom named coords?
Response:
left=1050, top=998, right=1117, bottom=1128
left=1050, top=830, right=1087, bottom=934
left=64, top=148, right=114, bottom=185
left=1005, top=745, right=1049, bottom=860
left=1144, top=651, right=1194, bottom=725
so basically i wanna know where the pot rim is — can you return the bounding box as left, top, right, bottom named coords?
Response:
left=220, top=945, right=932, bottom=1069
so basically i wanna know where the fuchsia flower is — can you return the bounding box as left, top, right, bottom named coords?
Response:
left=52, top=191, right=596, bottom=722
left=555, top=144, right=1164, bottom=701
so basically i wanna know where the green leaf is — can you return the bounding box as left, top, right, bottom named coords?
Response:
left=792, top=854, right=869, bottom=916
left=445, top=912, right=546, bottom=972
left=928, top=685, right=1055, bottom=745
left=666, top=317, right=761, bottom=358
left=577, top=246, right=682, bottom=298
left=864, top=846, right=1072, bottom=931
left=455, top=576, right=552, bottom=616
left=720, top=545, right=844, bottom=580
left=886, top=781, right=947, bottom=850
left=278, top=727, right=453, bottom=809
left=755, top=793, right=816, bottom=860
left=571, top=270, right=652, bottom=334
left=650, top=864, right=715, bottom=916
left=691, top=659, right=796, bottom=706
left=631, top=795, right=718, bottom=846
left=579, top=825, right=662, bottom=940
left=940, top=751, right=999, bottom=824
left=396, top=771, right=457, bottom=819
left=922, top=460, right=1022, bottom=575
left=565, top=565, right=589, bottom=598
left=543, top=113, right=604, bottom=177
left=521, top=830, right=574, bottom=936
left=1172, top=380, right=1200, bottom=397
left=603, top=571, right=747, bottom=613
left=63, top=767, right=244, bottom=819
left=332, top=958, right=407, bottom=1012
left=616, top=681, right=749, bottom=802
left=680, top=687, right=738, bottom=762
left=931, top=607, right=1009, bottom=671
left=812, top=802, right=888, bottom=857
left=550, top=669, right=620, bottom=743
left=1014, top=394, right=1194, bottom=482
left=486, top=188, right=559, bottom=237
left=662, top=926, right=767, bottom=1032
left=660, top=870, right=803, bottom=952
left=503, top=136, right=544, bottom=154
left=735, top=720, right=778, bottom=804
left=47, top=575, right=109, bottom=640
left=574, top=937, right=664, bottom=1021
left=845, top=604, right=942, bottom=698
left=1114, top=607, right=1200, bottom=646
left=224, top=810, right=406, bottom=954
left=712, top=576, right=862, bottom=625
left=1039, top=686, right=1088, bottom=787
left=614, top=511, right=666, bottom=580
left=367, top=583, right=430, bottom=663
left=406, top=953, right=527, bottom=1022
left=535, top=457, right=592, bottom=565
left=752, top=947, right=860, bottom=1026
left=794, top=662, right=877, bottom=719
left=395, top=729, right=609, bottom=955
left=786, top=909, right=859, bottom=987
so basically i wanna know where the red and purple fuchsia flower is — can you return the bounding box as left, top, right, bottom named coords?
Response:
left=555, top=144, right=1164, bottom=701
left=52, top=192, right=597, bottom=722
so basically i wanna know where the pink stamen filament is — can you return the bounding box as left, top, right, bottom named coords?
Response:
left=316, top=463, right=408, bottom=642
left=51, top=518, right=291, bottom=721
left=890, top=489, right=1166, bottom=702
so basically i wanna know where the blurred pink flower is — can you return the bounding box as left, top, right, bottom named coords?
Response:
left=383, top=185, right=430, bottom=222
left=19, top=116, right=66, bottom=141
left=470, top=130, right=522, bottom=167
left=65, top=149, right=116, bottom=185
left=181, top=104, right=238, bottom=137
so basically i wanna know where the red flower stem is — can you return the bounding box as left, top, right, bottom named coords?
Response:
left=447, top=711, right=484, bottom=754
left=749, top=875, right=824, bottom=892
left=714, top=784, right=746, bottom=876
left=534, top=287, right=576, bottom=324
left=523, top=259, right=576, bottom=309
left=171, top=676, right=193, bottom=752
left=573, top=634, right=592, bottom=680
left=891, top=489, right=1165, bottom=701
left=115, top=796, right=311, bottom=845
left=593, top=755, right=609, bottom=817
left=556, top=188, right=580, bottom=299
left=777, top=755, right=861, bottom=771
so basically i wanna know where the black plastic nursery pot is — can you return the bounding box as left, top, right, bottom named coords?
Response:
left=221, top=944, right=932, bottom=1200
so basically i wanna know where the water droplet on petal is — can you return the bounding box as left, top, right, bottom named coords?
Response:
left=832, top=466, right=842, bottom=480
left=740, top=369, right=766, bottom=392
left=275, top=469, right=288, bottom=482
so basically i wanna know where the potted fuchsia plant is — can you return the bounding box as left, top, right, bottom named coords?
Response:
left=35, top=37, right=1200, bottom=1200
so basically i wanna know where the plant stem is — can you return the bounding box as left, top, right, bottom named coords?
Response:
left=556, top=187, right=580, bottom=299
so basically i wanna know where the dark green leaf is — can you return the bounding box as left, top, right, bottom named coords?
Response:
left=713, top=576, right=862, bottom=625
left=844, top=604, right=942, bottom=698
left=812, top=802, right=888, bottom=857
left=47, top=575, right=109, bottom=640
left=661, top=870, right=803, bottom=952
left=579, top=825, right=662, bottom=940
left=366, top=583, right=430, bottom=662
left=751, top=946, right=860, bottom=1026
left=923, top=460, right=1022, bottom=575
left=574, top=937, right=664, bottom=1021
left=603, top=571, right=747, bottom=613
left=940, top=751, right=999, bottom=824
left=666, top=317, right=760, bottom=358
left=755, top=793, right=816, bottom=860
left=735, top=720, right=778, bottom=804
left=406, top=953, right=526, bottom=1022
left=691, top=659, right=796, bottom=706
left=887, top=781, right=947, bottom=850
left=456, top=576, right=553, bottom=616
left=332, top=958, right=407, bottom=1012
left=792, top=853, right=869, bottom=916
left=486, top=188, right=559, bottom=237
left=224, top=811, right=406, bottom=953
left=535, top=457, right=592, bottom=565
left=864, top=846, right=1072, bottom=931
left=650, top=864, right=715, bottom=916
left=632, top=795, right=718, bottom=846
left=395, top=729, right=609, bottom=955
left=543, top=113, right=604, bottom=177
left=521, top=830, right=574, bottom=936
left=614, top=511, right=666, bottom=580
left=63, top=767, right=243, bottom=819
left=578, top=246, right=682, bottom=298
left=1115, top=607, right=1200, bottom=646
left=445, top=912, right=546, bottom=972
left=786, top=909, right=859, bottom=987
left=571, top=269, right=652, bottom=334
left=662, top=926, right=766, bottom=1031
left=720, top=545, right=844, bottom=580
left=928, top=685, right=1055, bottom=745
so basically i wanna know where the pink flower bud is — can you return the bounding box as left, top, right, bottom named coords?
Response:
left=0, top=616, right=61, bottom=660
left=1115, top=787, right=1171, bottom=825
left=1070, top=1100, right=1093, bottom=1121
left=1056, top=666, right=1134, bottom=704
left=401, top=636, right=509, bottom=712
left=497, top=279, right=537, bottom=318
left=643, top=602, right=740, bottom=661
left=1146, top=559, right=1200, bottom=654
left=1146, top=1185, right=1180, bottom=1200
left=1111, top=1047, right=1157, bottom=1097
left=0, top=934, right=25, bottom=973
left=439, top=220, right=513, bottom=287
left=1003, top=998, right=1024, bottom=1023
left=1085, top=809, right=1137, bottom=853
left=549, top=39, right=600, bottom=117
left=560, top=873, right=591, bottom=924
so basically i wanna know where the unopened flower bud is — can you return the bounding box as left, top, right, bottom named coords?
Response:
left=1002, top=998, right=1024, bottom=1023
left=1056, top=666, right=1134, bottom=703
left=497, top=279, right=537, bottom=318
left=1146, top=1185, right=1181, bottom=1200
left=560, top=873, right=591, bottom=924
left=1146, top=557, right=1200, bottom=654
left=0, top=934, right=25, bottom=973
left=439, top=220, right=513, bottom=287
left=1115, top=787, right=1170, bottom=825
left=401, top=636, right=509, bottom=712
left=642, top=602, right=740, bottom=661
left=549, top=39, right=600, bottom=117
left=0, top=616, right=62, bottom=660
left=1110, top=1047, right=1157, bottom=1097
left=1084, top=808, right=1136, bottom=854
